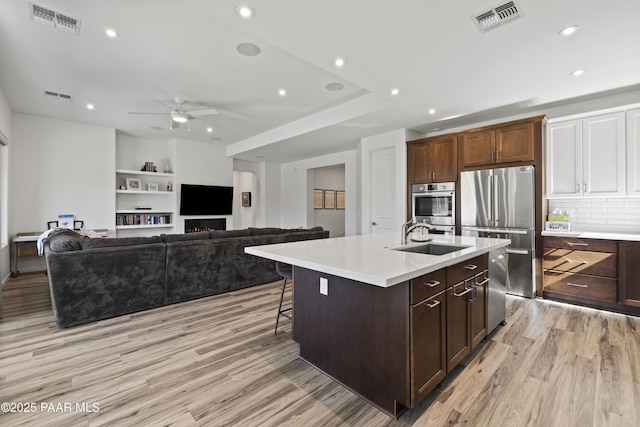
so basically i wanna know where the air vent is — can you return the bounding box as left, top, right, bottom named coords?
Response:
left=29, top=2, right=81, bottom=35
left=472, top=1, right=522, bottom=33
left=44, top=91, right=72, bottom=101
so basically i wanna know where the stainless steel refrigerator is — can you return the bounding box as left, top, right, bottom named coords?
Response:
left=461, top=165, right=535, bottom=298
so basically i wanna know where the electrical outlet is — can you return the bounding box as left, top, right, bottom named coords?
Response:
left=320, top=277, right=328, bottom=295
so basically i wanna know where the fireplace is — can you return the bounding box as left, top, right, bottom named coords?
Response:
left=185, top=218, right=227, bottom=233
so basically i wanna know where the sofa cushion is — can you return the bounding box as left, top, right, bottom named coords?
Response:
left=160, top=231, right=210, bottom=243
left=210, top=229, right=252, bottom=239
left=79, top=236, right=162, bottom=249
left=248, top=227, right=284, bottom=236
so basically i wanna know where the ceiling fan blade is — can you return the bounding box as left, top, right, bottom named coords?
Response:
left=188, top=108, right=219, bottom=117
left=128, top=112, right=167, bottom=115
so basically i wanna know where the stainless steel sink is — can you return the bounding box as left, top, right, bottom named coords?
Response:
left=392, top=243, right=470, bottom=255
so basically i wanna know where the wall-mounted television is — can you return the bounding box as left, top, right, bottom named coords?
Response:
left=179, top=184, right=233, bottom=216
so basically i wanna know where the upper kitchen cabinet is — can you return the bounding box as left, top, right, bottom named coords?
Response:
left=547, top=112, right=625, bottom=198
left=461, top=121, right=534, bottom=169
left=626, top=108, right=640, bottom=196
left=407, top=135, right=457, bottom=184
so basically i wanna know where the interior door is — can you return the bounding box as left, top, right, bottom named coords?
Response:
left=369, top=147, right=395, bottom=233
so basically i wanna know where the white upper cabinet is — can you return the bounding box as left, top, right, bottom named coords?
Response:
left=626, top=108, right=640, bottom=196
left=547, top=112, right=625, bottom=198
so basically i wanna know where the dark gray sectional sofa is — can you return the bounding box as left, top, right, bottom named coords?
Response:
left=43, top=227, right=329, bottom=328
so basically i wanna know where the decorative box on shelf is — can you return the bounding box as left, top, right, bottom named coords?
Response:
left=545, top=221, right=571, bottom=231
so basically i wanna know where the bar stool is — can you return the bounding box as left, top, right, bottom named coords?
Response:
left=274, top=262, right=293, bottom=335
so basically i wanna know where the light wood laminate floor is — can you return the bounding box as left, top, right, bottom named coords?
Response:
left=1, top=272, right=640, bottom=426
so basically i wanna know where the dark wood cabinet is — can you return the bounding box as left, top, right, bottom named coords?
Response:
left=446, top=281, right=471, bottom=372
left=619, top=241, right=640, bottom=308
left=444, top=253, right=488, bottom=371
left=470, top=270, right=488, bottom=349
left=461, top=121, right=534, bottom=169
left=410, top=291, right=446, bottom=406
left=407, top=135, right=457, bottom=184
left=543, top=236, right=619, bottom=306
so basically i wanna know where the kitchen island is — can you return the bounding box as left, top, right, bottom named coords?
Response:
left=246, top=232, right=510, bottom=418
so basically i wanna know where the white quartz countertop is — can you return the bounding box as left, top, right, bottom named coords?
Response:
left=541, top=230, right=640, bottom=241
left=245, top=232, right=510, bottom=287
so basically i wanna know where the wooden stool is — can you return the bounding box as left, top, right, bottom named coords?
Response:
left=275, top=262, right=293, bottom=335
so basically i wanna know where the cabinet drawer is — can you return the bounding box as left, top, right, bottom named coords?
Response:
left=412, top=269, right=446, bottom=304
left=543, top=236, right=617, bottom=253
left=543, top=271, right=617, bottom=302
left=543, top=248, right=617, bottom=278
left=447, top=254, right=488, bottom=285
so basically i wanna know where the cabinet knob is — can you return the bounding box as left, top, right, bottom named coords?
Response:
left=371, top=222, right=378, bottom=226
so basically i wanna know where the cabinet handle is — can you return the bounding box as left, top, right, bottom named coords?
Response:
left=584, top=183, right=587, bottom=192
left=432, top=172, right=436, bottom=180
left=475, top=277, right=490, bottom=286
left=424, top=280, right=440, bottom=288
left=424, top=299, right=440, bottom=308
left=567, top=242, right=588, bottom=246
left=567, top=282, right=588, bottom=288
left=464, top=264, right=478, bottom=270
left=453, top=286, right=474, bottom=297
left=576, top=183, right=580, bottom=193
left=496, top=151, right=499, bottom=160
left=491, top=151, right=495, bottom=160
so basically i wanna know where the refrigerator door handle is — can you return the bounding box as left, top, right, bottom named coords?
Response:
left=494, top=175, right=500, bottom=224
left=506, top=248, right=529, bottom=255
left=487, top=175, right=493, bottom=222
left=462, top=227, right=528, bottom=235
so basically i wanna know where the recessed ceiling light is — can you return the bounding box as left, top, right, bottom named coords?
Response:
left=390, top=88, right=399, bottom=96
left=207, top=127, right=213, bottom=133
left=210, top=136, right=222, bottom=141
left=559, top=25, right=579, bottom=36
left=433, top=128, right=443, bottom=132
left=325, top=82, right=344, bottom=91
left=428, top=108, right=436, bottom=115
left=150, top=126, right=164, bottom=131
left=86, top=103, right=95, bottom=110
left=278, top=88, right=287, bottom=97
left=571, top=69, right=585, bottom=76
left=237, top=6, right=254, bottom=18
left=257, top=155, right=266, bottom=159
left=105, top=28, right=118, bottom=38
left=334, top=57, right=345, bottom=68
left=236, top=42, right=261, bottom=56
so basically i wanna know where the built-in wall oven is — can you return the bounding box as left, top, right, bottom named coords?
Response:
left=412, top=182, right=455, bottom=235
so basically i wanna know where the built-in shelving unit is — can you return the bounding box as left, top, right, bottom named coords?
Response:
left=114, top=134, right=177, bottom=236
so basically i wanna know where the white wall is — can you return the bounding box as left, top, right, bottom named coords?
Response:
left=233, top=158, right=282, bottom=227
left=281, top=150, right=358, bottom=236
left=0, top=88, right=11, bottom=283
left=174, top=139, right=233, bottom=232
left=233, top=170, right=257, bottom=229
left=312, top=164, right=345, bottom=237
left=10, top=114, right=116, bottom=272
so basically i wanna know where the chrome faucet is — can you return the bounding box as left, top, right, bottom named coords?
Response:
left=401, top=220, right=434, bottom=245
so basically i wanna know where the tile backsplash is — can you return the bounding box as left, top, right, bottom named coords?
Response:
left=548, top=198, right=640, bottom=233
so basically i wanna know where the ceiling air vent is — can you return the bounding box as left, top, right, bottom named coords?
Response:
left=44, top=91, right=72, bottom=101
left=29, top=2, right=81, bottom=35
left=472, top=1, right=522, bottom=33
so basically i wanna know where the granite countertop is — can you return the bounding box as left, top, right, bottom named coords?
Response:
left=245, top=232, right=509, bottom=288
left=541, top=230, right=640, bottom=242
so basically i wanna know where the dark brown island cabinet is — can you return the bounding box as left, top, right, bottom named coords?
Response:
left=292, top=253, right=489, bottom=419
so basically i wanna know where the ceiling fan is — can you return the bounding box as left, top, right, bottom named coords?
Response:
left=128, top=98, right=219, bottom=130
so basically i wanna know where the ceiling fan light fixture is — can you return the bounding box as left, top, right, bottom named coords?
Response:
left=171, top=111, right=189, bottom=123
